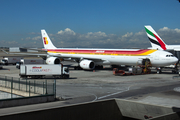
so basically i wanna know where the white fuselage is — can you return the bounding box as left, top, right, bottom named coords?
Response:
left=47, top=49, right=178, bottom=67
left=164, top=45, right=180, bottom=51
left=150, top=45, right=180, bottom=51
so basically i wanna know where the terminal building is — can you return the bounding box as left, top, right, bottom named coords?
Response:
left=8, top=47, right=38, bottom=52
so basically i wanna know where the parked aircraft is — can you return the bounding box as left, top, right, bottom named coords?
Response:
left=145, top=25, right=180, bottom=50
left=1, top=29, right=178, bottom=70
left=40, top=30, right=178, bottom=70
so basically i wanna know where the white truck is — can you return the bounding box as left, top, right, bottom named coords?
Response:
left=1, top=57, right=22, bottom=65
left=16, top=59, right=45, bottom=69
left=19, top=64, right=69, bottom=79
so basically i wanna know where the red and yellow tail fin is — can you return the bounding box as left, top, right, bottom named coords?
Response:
left=41, top=30, right=56, bottom=49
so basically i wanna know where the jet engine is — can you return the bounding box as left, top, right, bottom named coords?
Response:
left=46, top=57, right=61, bottom=64
left=79, top=59, right=95, bottom=70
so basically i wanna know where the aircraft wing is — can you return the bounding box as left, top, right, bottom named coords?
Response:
left=50, top=53, right=108, bottom=63
left=1, top=49, right=106, bottom=62
left=1, top=49, right=47, bottom=57
left=19, top=47, right=47, bottom=52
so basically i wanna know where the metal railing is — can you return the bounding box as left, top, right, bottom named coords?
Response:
left=0, top=75, right=56, bottom=99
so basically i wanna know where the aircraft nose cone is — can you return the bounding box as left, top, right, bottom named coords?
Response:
left=173, top=57, right=178, bottom=63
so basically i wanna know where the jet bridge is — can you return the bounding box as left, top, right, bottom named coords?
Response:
left=173, top=49, right=180, bottom=60
left=165, top=49, right=180, bottom=74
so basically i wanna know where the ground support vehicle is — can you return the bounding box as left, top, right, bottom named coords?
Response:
left=1, top=57, right=22, bottom=65
left=113, top=58, right=152, bottom=76
left=16, top=59, right=45, bottom=69
left=113, top=67, right=143, bottom=76
left=137, top=58, right=152, bottom=74
left=19, top=64, right=69, bottom=79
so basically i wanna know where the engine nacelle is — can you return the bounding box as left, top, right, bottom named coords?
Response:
left=46, top=57, right=61, bottom=64
left=79, top=59, right=95, bottom=70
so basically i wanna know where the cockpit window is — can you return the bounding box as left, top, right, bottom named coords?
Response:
left=166, top=55, right=174, bottom=57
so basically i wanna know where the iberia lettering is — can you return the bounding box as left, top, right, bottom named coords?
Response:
left=96, top=50, right=104, bottom=53
left=32, top=67, right=42, bottom=69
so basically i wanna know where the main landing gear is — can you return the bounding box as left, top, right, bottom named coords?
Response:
left=74, top=66, right=82, bottom=70
left=156, top=67, right=162, bottom=74
left=74, top=65, right=104, bottom=70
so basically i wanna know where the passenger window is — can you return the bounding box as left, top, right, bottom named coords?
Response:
left=166, top=55, right=174, bottom=57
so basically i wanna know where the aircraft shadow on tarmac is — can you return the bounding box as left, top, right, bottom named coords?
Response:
left=68, top=65, right=179, bottom=75
left=1, top=68, right=10, bottom=71
left=68, top=66, right=114, bottom=71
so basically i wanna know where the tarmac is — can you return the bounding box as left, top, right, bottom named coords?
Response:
left=0, top=62, right=180, bottom=109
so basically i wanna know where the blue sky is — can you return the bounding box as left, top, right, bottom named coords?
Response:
left=1, top=0, right=180, bottom=48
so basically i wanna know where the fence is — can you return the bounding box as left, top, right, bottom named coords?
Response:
left=0, top=75, right=56, bottom=99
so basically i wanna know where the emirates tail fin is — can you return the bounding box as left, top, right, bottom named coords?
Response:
left=144, top=25, right=167, bottom=50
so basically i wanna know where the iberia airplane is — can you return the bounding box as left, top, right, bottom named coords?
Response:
left=40, top=30, right=178, bottom=70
